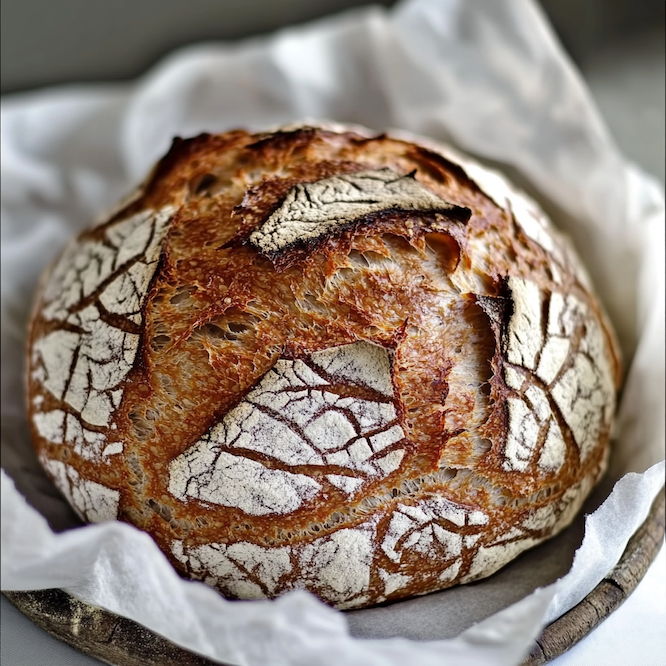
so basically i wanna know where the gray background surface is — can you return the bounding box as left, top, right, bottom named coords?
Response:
left=1, top=0, right=663, bottom=183
left=1, top=1, right=664, bottom=664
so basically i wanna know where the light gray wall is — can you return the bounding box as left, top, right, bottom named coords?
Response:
left=2, top=0, right=663, bottom=93
left=0, top=0, right=395, bottom=93
left=1, top=0, right=663, bottom=182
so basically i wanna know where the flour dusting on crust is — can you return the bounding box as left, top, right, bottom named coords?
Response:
left=40, top=457, right=119, bottom=522
left=249, top=168, right=464, bottom=253
left=169, top=450, right=322, bottom=516
left=168, top=341, right=407, bottom=512
left=501, top=279, right=614, bottom=473
left=30, top=206, right=176, bottom=451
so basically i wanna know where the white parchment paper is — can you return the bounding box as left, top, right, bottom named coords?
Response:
left=1, top=1, right=664, bottom=664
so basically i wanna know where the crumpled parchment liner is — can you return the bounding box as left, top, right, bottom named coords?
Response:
left=1, top=1, right=664, bottom=665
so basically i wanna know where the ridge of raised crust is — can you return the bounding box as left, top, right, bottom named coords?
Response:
left=249, top=168, right=469, bottom=254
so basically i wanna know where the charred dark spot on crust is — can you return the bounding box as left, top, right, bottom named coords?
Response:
left=475, top=277, right=512, bottom=326
left=246, top=128, right=319, bottom=154
left=473, top=283, right=515, bottom=455
left=433, top=358, right=454, bottom=406
left=409, top=145, right=485, bottom=194
left=140, top=131, right=250, bottom=200
left=475, top=294, right=512, bottom=329
left=190, top=173, right=218, bottom=197
left=151, top=134, right=214, bottom=184
left=246, top=127, right=377, bottom=155
left=349, top=132, right=388, bottom=144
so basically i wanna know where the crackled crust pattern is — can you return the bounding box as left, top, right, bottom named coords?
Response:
left=249, top=168, right=467, bottom=254
left=168, top=342, right=406, bottom=516
left=27, top=124, right=620, bottom=609
left=29, top=206, right=176, bottom=507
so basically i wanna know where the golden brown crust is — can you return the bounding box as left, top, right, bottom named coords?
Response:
left=27, top=125, right=621, bottom=609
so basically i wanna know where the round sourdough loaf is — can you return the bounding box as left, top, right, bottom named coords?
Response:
left=27, top=124, right=621, bottom=609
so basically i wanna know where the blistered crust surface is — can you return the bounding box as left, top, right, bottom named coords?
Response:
left=27, top=125, right=620, bottom=609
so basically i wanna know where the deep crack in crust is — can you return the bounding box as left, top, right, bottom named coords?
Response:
left=27, top=125, right=621, bottom=609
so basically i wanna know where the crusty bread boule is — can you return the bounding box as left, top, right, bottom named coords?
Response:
left=27, top=124, right=621, bottom=609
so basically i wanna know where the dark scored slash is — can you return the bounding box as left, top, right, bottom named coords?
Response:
left=247, top=167, right=470, bottom=259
